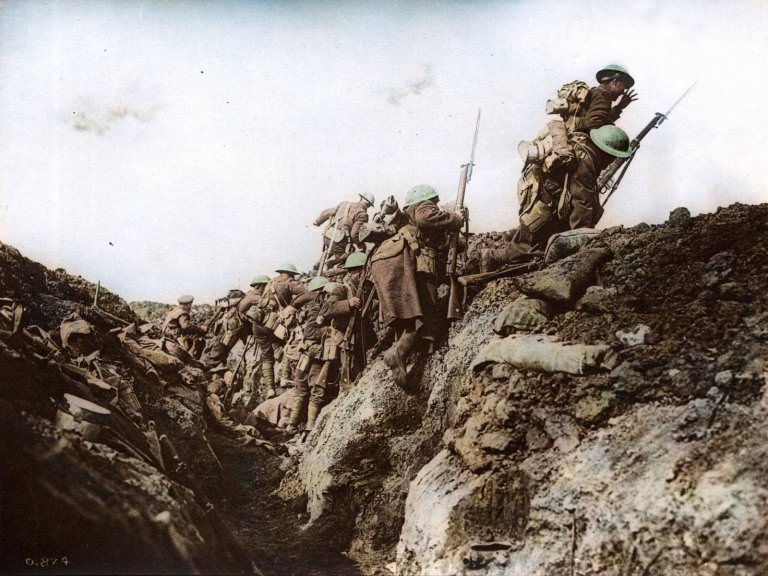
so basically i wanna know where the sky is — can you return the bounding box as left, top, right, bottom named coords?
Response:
left=1, top=0, right=767, bottom=303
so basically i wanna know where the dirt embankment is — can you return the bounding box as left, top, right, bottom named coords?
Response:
left=283, top=203, right=768, bottom=576
left=2, top=202, right=767, bottom=576
left=0, top=240, right=256, bottom=575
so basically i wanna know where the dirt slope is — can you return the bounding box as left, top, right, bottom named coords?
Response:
left=285, top=203, right=768, bottom=575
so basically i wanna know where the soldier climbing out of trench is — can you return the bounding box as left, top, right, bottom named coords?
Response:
left=480, top=63, right=637, bottom=272
left=370, top=184, right=464, bottom=389
left=313, top=192, right=375, bottom=272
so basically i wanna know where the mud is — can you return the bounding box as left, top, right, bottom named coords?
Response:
left=2, top=202, right=767, bottom=576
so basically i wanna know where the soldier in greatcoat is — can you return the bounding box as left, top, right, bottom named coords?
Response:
left=370, top=185, right=464, bottom=388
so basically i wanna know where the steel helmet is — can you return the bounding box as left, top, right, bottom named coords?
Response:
left=307, top=276, right=329, bottom=292
left=596, top=64, right=635, bottom=88
left=589, top=125, right=632, bottom=158
left=249, top=275, right=270, bottom=286
left=343, top=252, right=368, bottom=269
left=403, top=184, right=439, bottom=207
left=178, top=294, right=194, bottom=304
left=275, top=262, right=299, bottom=275
left=359, top=192, right=375, bottom=206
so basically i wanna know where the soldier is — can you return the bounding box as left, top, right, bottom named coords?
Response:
left=315, top=254, right=370, bottom=395
left=262, top=263, right=307, bottom=388
left=314, top=192, right=375, bottom=271
left=371, top=185, right=464, bottom=388
left=237, top=275, right=278, bottom=398
left=201, top=289, right=248, bottom=369
left=284, top=276, right=332, bottom=431
left=489, top=125, right=633, bottom=268
left=161, top=294, right=205, bottom=363
left=580, top=64, right=637, bottom=133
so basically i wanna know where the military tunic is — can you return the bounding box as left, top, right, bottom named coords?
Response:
left=579, top=85, right=625, bottom=132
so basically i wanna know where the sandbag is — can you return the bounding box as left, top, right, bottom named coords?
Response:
left=544, top=227, right=602, bottom=264
left=471, top=334, right=612, bottom=375
left=493, top=296, right=554, bottom=335
left=516, top=247, right=611, bottom=304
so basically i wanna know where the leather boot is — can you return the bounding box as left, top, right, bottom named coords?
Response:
left=305, top=402, right=321, bottom=431
left=383, top=331, right=419, bottom=389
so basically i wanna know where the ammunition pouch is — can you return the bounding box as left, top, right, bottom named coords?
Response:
left=322, top=327, right=345, bottom=361
left=279, top=305, right=297, bottom=327
left=370, top=233, right=406, bottom=262
left=273, top=323, right=289, bottom=342
left=519, top=200, right=554, bottom=234
left=518, top=164, right=542, bottom=217
left=297, top=340, right=322, bottom=374
left=519, top=164, right=568, bottom=234
left=263, top=311, right=280, bottom=331
left=297, top=353, right=311, bottom=374
left=415, top=246, right=436, bottom=275
left=324, top=226, right=347, bottom=243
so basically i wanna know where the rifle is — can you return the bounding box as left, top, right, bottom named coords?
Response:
left=225, top=334, right=254, bottom=407
left=447, top=108, right=481, bottom=320
left=339, top=268, right=369, bottom=392
left=201, top=302, right=225, bottom=335
left=599, top=82, right=696, bottom=208
left=458, top=258, right=541, bottom=286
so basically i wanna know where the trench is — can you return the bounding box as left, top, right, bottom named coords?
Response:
left=205, top=433, right=363, bottom=576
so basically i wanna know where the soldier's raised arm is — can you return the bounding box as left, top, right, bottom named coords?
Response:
left=313, top=204, right=339, bottom=227
left=583, top=64, right=637, bottom=130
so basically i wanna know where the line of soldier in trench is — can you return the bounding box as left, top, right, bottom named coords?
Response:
left=160, top=62, right=640, bottom=436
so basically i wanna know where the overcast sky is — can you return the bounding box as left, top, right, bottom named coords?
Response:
left=1, top=0, right=766, bottom=303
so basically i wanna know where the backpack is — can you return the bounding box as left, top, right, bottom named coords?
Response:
left=545, top=80, right=590, bottom=132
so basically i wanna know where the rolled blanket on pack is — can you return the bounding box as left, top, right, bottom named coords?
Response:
left=471, top=334, right=611, bottom=375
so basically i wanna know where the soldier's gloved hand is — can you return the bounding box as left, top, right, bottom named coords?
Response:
left=614, top=89, right=638, bottom=110
left=349, top=297, right=362, bottom=309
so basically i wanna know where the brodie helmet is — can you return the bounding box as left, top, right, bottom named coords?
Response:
left=403, top=184, right=439, bottom=207
left=596, top=64, right=635, bottom=88
left=589, top=125, right=632, bottom=158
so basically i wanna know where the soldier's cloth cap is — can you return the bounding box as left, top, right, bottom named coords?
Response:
left=178, top=294, right=194, bottom=304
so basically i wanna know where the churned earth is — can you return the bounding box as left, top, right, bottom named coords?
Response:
left=2, top=201, right=767, bottom=576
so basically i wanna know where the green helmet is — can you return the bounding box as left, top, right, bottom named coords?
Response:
left=307, top=276, right=329, bottom=292
left=359, top=192, right=375, bottom=206
left=343, top=252, right=368, bottom=269
left=403, top=184, right=439, bottom=207
left=589, top=125, right=632, bottom=158
left=249, top=275, right=270, bottom=286
left=596, top=64, right=635, bottom=88
left=178, top=294, right=194, bottom=304
left=275, top=262, right=299, bottom=275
